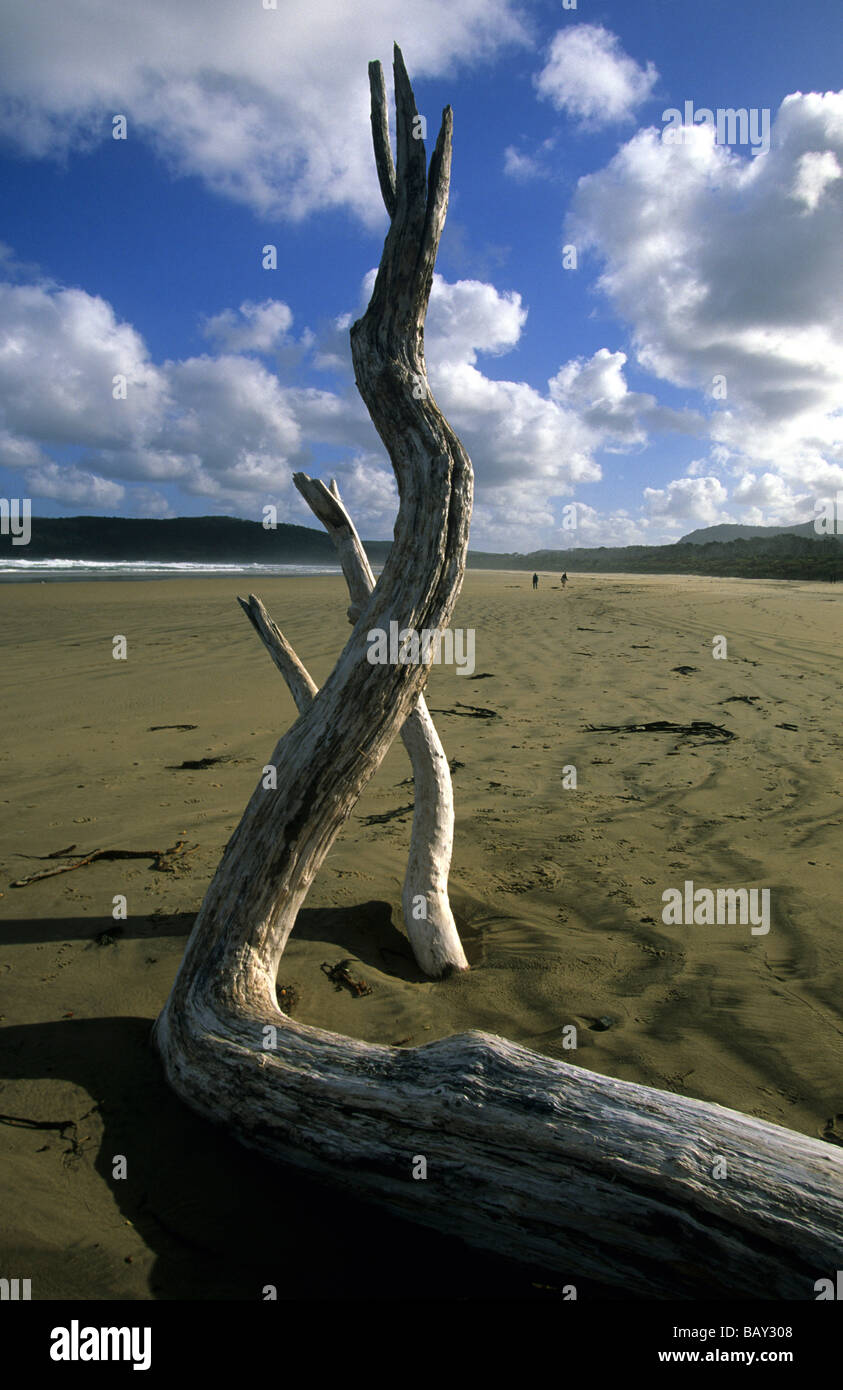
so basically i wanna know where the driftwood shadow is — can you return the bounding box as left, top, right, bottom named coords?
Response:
left=0, top=1013, right=617, bottom=1299
left=0, top=912, right=195, bottom=948
left=290, top=899, right=481, bottom=982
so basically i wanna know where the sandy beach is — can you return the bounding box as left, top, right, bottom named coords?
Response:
left=1, top=570, right=841, bottom=1298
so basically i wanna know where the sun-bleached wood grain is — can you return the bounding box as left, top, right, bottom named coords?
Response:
left=295, top=470, right=466, bottom=975
left=240, top=472, right=467, bottom=976
left=152, top=45, right=843, bottom=1296
left=238, top=576, right=466, bottom=977
left=236, top=594, right=317, bottom=712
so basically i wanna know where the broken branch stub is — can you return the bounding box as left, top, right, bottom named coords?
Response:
left=236, top=595, right=317, bottom=713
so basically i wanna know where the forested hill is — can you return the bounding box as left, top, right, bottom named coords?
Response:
left=469, top=532, right=842, bottom=582
left=678, top=520, right=822, bottom=544
left=0, top=514, right=390, bottom=565
left=2, top=514, right=840, bottom=581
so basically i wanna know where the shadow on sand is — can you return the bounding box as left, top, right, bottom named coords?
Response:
left=0, top=906, right=619, bottom=1300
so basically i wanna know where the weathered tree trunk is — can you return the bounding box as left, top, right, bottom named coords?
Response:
left=152, top=46, right=843, bottom=1297
left=240, top=470, right=467, bottom=977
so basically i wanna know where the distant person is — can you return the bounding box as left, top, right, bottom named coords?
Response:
left=532, top=572, right=538, bottom=590
left=561, top=572, right=568, bottom=588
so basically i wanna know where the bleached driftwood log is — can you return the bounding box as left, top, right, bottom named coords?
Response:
left=152, top=46, right=843, bottom=1297
left=240, top=471, right=467, bottom=977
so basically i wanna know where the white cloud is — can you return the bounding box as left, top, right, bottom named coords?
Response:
left=329, top=456, right=399, bottom=537
left=23, top=459, right=126, bottom=508
left=555, top=500, right=654, bottom=549
left=423, top=276, right=603, bottom=492
left=791, top=150, right=842, bottom=212
left=160, top=354, right=304, bottom=494
left=279, top=270, right=620, bottom=505
left=471, top=496, right=662, bottom=553
left=503, top=146, right=543, bottom=181
left=0, top=278, right=319, bottom=510
left=569, top=90, right=843, bottom=508
left=470, top=487, right=558, bottom=551
left=535, top=25, right=658, bottom=129
left=549, top=348, right=703, bottom=448
left=431, top=360, right=601, bottom=491
left=426, top=274, right=527, bottom=366
left=643, top=476, right=729, bottom=526
left=202, top=300, right=293, bottom=353
left=0, top=431, right=49, bottom=472
left=0, top=284, right=169, bottom=468
left=0, top=0, right=528, bottom=226
left=1, top=263, right=719, bottom=541
left=730, top=470, right=813, bottom=523
left=128, top=486, right=174, bottom=518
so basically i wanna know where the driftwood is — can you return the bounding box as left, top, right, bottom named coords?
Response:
left=292, top=472, right=467, bottom=975
left=236, top=595, right=318, bottom=711
left=11, top=840, right=197, bottom=886
left=586, top=720, right=736, bottom=744
left=152, top=46, right=843, bottom=1297
left=239, top=471, right=467, bottom=977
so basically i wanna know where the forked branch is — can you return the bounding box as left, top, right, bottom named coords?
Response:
left=239, top=471, right=467, bottom=976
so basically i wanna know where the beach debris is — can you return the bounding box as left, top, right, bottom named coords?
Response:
left=672, top=666, right=699, bottom=675
left=0, top=1105, right=99, bottom=1166
left=276, top=983, right=299, bottom=1012
left=93, top=925, right=124, bottom=947
left=398, top=757, right=463, bottom=789
left=584, top=719, right=736, bottom=745
left=10, top=840, right=199, bottom=887
left=720, top=695, right=761, bottom=705
left=321, top=959, right=373, bottom=997
left=589, top=1016, right=615, bottom=1032
left=430, top=702, right=498, bottom=719
left=776, top=722, right=799, bottom=730
left=823, top=1115, right=843, bottom=1147
left=0, top=1110, right=76, bottom=1134
left=167, top=755, right=236, bottom=770
left=148, top=724, right=198, bottom=731
left=359, top=803, right=413, bottom=826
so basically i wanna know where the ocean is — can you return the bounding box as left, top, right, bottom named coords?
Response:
left=0, top=559, right=344, bottom=583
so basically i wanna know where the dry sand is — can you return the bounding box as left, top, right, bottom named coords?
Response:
left=1, top=570, right=841, bottom=1298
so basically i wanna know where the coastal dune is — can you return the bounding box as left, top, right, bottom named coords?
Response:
left=1, top=570, right=840, bottom=1297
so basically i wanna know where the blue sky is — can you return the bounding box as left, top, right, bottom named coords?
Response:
left=0, top=0, right=841, bottom=548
